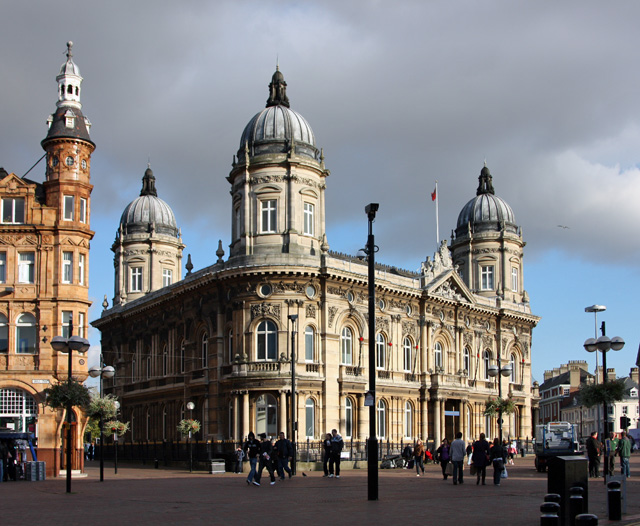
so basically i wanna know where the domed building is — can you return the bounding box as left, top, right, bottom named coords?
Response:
left=93, top=69, right=539, bottom=464
left=112, top=166, right=184, bottom=305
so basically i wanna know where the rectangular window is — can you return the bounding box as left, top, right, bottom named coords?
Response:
left=260, top=199, right=277, bottom=233
left=511, top=267, right=519, bottom=292
left=79, top=198, right=87, bottom=224
left=78, top=312, right=85, bottom=338
left=481, top=265, right=494, bottom=290
left=162, top=269, right=173, bottom=287
left=303, top=202, right=314, bottom=236
left=78, top=254, right=85, bottom=286
left=62, top=252, right=73, bottom=283
left=2, top=198, right=25, bottom=224
left=61, top=311, right=73, bottom=339
left=63, top=195, right=74, bottom=221
left=130, top=267, right=143, bottom=292
left=18, top=253, right=35, bottom=284
left=0, top=252, right=5, bottom=283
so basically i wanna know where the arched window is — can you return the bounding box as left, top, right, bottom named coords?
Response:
left=201, top=333, right=208, bottom=368
left=403, top=337, right=412, bottom=372
left=305, top=326, right=314, bottom=362
left=345, top=398, right=353, bottom=439
left=256, top=394, right=277, bottom=437
left=305, top=398, right=315, bottom=438
left=256, top=320, right=277, bottom=361
left=404, top=401, right=412, bottom=439
left=0, top=388, right=37, bottom=432
left=510, top=353, right=516, bottom=383
left=483, top=350, right=491, bottom=380
left=376, top=333, right=386, bottom=369
left=377, top=400, right=386, bottom=439
left=434, top=341, right=443, bottom=369
left=463, top=347, right=470, bottom=374
left=341, top=327, right=353, bottom=365
left=16, top=313, right=36, bottom=354
left=0, top=313, right=8, bottom=353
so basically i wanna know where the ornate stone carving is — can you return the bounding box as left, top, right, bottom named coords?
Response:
left=306, top=304, right=316, bottom=319
left=328, top=306, right=339, bottom=327
left=251, top=303, right=281, bottom=321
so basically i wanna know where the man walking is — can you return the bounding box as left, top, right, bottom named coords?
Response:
left=617, top=431, right=631, bottom=478
left=275, top=431, right=293, bottom=480
left=586, top=431, right=601, bottom=478
left=254, top=433, right=277, bottom=486
left=450, top=431, right=466, bottom=485
left=243, top=431, right=260, bottom=485
left=605, top=432, right=619, bottom=477
left=328, top=429, right=344, bottom=478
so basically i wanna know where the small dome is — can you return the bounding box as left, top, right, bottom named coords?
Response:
left=119, top=167, right=179, bottom=237
left=455, top=165, right=518, bottom=236
left=237, top=68, right=319, bottom=162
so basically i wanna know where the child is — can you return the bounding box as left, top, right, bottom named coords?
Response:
left=234, top=446, right=245, bottom=473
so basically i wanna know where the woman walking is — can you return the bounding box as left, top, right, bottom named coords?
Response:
left=490, top=437, right=506, bottom=486
left=436, top=438, right=451, bottom=480
left=471, top=433, right=490, bottom=485
left=413, top=439, right=426, bottom=476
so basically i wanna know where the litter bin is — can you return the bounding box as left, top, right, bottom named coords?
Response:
left=547, top=456, right=588, bottom=526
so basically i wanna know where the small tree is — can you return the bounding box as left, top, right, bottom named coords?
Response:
left=578, top=378, right=627, bottom=408
left=484, top=397, right=516, bottom=417
left=104, top=420, right=130, bottom=438
left=177, top=419, right=201, bottom=438
left=44, top=379, right=91, bottom=411
left=86, top=394, right=119, bottom=420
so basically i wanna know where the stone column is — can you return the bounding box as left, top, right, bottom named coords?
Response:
left=433, top=398, right=441, bottom=445
left=242, top=391, right=249, bottom=440
left=232, top=392, right=239, bottom=440
left=459, top=399, right=466, bottom=440
left=358, top=393, right=368, bottom=440
left=420, top=395, right=428, bottom=441
left=279, top=390, right=287, bottom=434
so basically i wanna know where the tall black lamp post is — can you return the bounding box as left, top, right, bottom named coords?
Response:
left=113, top=400, right=120, bottom=474
left=187, top=401, right=195, bottom=473
left=88, top=363, right=115, bottom=482
left=358, top=203, right=379, bottom=501
left=288, top=314, right=298, bottom=476
left=584, top=320, right=624, bottom=481
left=51, top=328, right=90, bottom=494
left=487, top=357, right=512, bottom=444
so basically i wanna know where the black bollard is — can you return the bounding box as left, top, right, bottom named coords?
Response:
left=545, top=493, right=562, bottom=505
left=154, top=458, right=159, bottom=469
left=569, top=486, right=585, bottom=525
left=541, top=502, right=561, bottom=526
left=607, top=480, right=621, bottom=521
left=574, top=514, right=597, bottom=526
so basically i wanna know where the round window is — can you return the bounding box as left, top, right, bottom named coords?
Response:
left=52, top=157, right=59, bottom=167
left=65, top=156, right=74, bottom=166
left=346, top=291, right=355, bottom=303
left=405, top=305, right=412, bottom=316
left=306, top=284, right=316, bottom=299
left=378, top=299, right=386, bottom=311
left=81, top=159, right=87, bottom=170
left=259, top=284, right=272, bottom=297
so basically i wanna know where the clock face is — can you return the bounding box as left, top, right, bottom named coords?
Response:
left=66, top=156, right=74, bottom=167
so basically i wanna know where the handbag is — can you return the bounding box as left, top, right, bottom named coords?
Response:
left=445, top=462, right=453, bottom=476
left=470, top=464, right=477, bottom=476
left=501, top=467, right=508, bottom=479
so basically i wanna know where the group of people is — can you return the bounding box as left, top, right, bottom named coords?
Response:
left=243, top=431, right=294, bottom=486
left=585, top=430, right=632, bottom=478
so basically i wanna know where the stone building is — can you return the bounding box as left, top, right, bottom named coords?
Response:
left=93, top=68, right=539, bottom=448
left=0, top=42, right=94, bottom=476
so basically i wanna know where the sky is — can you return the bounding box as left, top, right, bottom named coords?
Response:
left=2, top=0, right=640, bottom=385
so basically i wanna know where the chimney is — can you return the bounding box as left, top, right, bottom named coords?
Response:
left=544, top=370, right=553, bottom=381
left=569, top=364, right=581, bottom=388
left=606, top=368, right=616, bottom=382
left=630, top=367, right=640, bottom=385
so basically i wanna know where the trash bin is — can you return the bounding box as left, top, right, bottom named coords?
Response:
left=547, top=456, right=588, bottom=526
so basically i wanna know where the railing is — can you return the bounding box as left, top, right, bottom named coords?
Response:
left=377, top=370, right=391, bottom=380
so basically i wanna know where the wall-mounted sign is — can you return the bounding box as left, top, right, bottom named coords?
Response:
left=32, top=379, right=50, bottom=384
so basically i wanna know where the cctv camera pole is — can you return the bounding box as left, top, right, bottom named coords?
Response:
left=366, top=203, right=379, bottom=501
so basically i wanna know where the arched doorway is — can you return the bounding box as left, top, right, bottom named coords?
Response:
left=0, top=387, right=38, bottom=433
left=59, top=408, right=78, bottom=470
left=256, top=394, right=277, bottom=437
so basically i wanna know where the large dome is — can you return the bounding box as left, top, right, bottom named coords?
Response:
left=455, top=165, right=518, bottom=236
left=119, top=167, right=179, bottom=237
left=237, top=68, right=319, bottom=162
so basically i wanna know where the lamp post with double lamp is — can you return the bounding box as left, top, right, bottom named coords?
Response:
left=113, top=400, right=120, bottom=474
left=187, top=401, right=195, bottom=473
left=487, top=358, right=512, bottom=445
left=584, top=320, right=625, bottom=482
left=288, top=314, right=298, bottom=476
left=585, top=305, right=605, bottom=439
left=88, top=364, right=115, bottom=482
left=50, top=329, right=90, bottom=494
left=358, top=202, right=379, bottom=501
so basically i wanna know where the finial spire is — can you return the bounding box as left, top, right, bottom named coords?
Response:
left=266, top=67, right=290, bottom=108
left=66, top=41, right=73, bottom=59
left=476, top=163, right=495, bottom=196
left=140, top=165, right=158, bottom=197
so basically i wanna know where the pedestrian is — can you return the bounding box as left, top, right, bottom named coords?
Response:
left=436, top=438, right=451, bottom=480
left=450, top=432, right=466, bottom=485
left=471, top=432, right=490, bottom=485
left=585, top=431, right=601, bottom=478
left=234, top=446, right=245, bottom=473
left=254, top=433, right=276, bottom=486
left=88, top=443, right=94, bottom=461
left=328, top=429, right=344, bottom=478
left=402, top=442, right=413, bottom=468
left=413, top=439, right=425, bottom=476
left=322, top=433, right=332, bottom=477
left=605, top=432, right=619, bottom=477
left=243, top=431, right=260, bottom=485
left=0, top=440, right=7, bottom=483
left=617, top=431, right=631, bottom=477
left=490, top=437, right=506, bottom=486
left=275, top=431, right=293, bottom=480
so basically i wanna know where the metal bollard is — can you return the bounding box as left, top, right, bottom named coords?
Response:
left=574, top=514, right=598, bottom=526
left=154, top=458, right=159, bottom=469
left=545, top=493, right=562, bottom=505
left=569, top=486, right=585, bottom=525
left=541, top=502, right=561, bottom=526
left=607, top=480, right=621, bottom=521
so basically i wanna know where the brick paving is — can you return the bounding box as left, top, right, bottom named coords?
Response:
left=1, top=455, right=639, bottom=526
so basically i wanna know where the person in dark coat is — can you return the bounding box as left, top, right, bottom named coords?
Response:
left=585, top=431, right=602, bottom=478
left=243, top=431, right=260, bottom=485
left=435, top=438, right=451, bottom=480
left=489, top=437, right=506, bottom=486
left=275, top=431, right=293, bottom=480
left=328, top=429, right=344, bottom=478
left=254, top=433, right=276, bottom=485
left=471, top=433, right=490, bottom=485
left=322, top=433, right=332, bottom=477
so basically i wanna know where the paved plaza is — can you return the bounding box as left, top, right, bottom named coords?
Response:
left=2, top=456, right=639, bottom=525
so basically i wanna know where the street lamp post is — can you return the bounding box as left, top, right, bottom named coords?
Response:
left=187, top=401, right=195, bottom=473
left=88, top=363, right=115, bottom=482
left=50, top=326, right=90, bottom=494
left=358, top=203, right=379, bottom=501
left=585, top=305, right=606, bottom=439
left=584, top=321, right=625, bottom=481
left=114, top=400, right=120, bottom=474
left=487, top=357, right=512, bottom=445
left=288, top=314, right=298, bottom=476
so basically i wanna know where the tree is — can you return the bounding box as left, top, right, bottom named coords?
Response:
left=578, top=378, right=627, bottom=408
